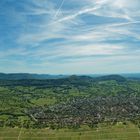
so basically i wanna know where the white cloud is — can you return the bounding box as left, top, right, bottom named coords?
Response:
left=16, top=0, right=140, bottom=45
left=9, top=0, right=140, bottom=74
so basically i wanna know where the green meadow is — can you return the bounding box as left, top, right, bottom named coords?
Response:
left=0, top=123, right=139, bottom=140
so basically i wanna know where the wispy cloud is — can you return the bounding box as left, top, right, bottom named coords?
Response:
left=0, top=0, right=140, bottom=73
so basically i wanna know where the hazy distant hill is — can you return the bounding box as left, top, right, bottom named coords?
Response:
left=0, top=73, right=139, bottom=80
left=94, top=74, right=126, bottom=82
left=0, top=73, right=67, bottom=80
left=90, top=73, right=140, bottom=80
left=121, top=73, right=140, bottom=80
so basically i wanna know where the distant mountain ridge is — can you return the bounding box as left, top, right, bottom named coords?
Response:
left=121, top=73, right=140, bottom=80
left=0, top=74, right=127, bottom=87
left=0, top=73, right=67, bottom=80
left=0, top=73, right=139, bottom=80
left=94, top=74, right=126, bottom=82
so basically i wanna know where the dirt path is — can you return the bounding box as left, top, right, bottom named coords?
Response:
left=17, top=127, right=22, bottom=140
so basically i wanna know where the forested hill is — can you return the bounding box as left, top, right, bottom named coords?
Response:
left=0, top=74, right=127, bottom=87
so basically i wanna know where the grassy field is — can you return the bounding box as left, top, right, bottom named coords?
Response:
left=0, top=123, right=139, bottom=140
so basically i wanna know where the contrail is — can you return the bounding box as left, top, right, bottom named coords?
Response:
left=53, top=5, right=101, bottom=24
left=109, top=20, right=140, bottom=27
left=54, top=0, right=65, bottom=19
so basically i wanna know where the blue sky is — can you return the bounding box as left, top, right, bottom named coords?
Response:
left=0, top=0, right=140, bottom=74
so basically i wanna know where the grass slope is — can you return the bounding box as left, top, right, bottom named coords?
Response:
left=0, top=123, right=139, bottom=140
